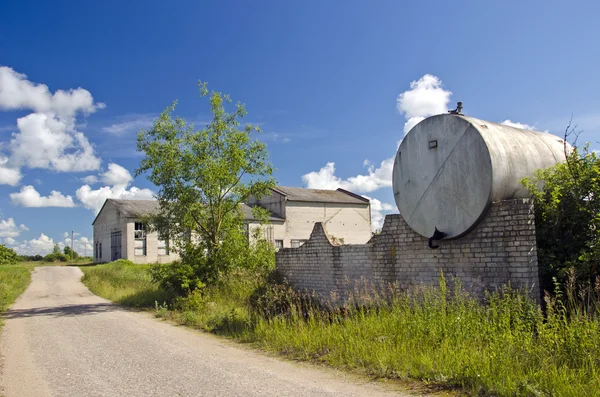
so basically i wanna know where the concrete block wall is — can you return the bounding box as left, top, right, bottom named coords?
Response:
left=276, top=199, right=540, bottom=301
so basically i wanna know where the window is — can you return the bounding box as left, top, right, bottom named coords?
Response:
left=291, top=239, right=307, bottom=248
left=134, top=222, right=147, bottom=256
left=158, top=239, right=169, bottom=256
left=95, top=243, right=99, bottom=260
left=97, top=243, right=102, bottom=261
left=274, top=240, right=284, bottom=250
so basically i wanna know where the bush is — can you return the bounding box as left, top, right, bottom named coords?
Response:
left=0, top=245, right=18, bottom=265
left=151, top=234, right=275, bottom=298
left=44, top=252, right=68, bottom=262
left=523, top=145, right=600, bottom=290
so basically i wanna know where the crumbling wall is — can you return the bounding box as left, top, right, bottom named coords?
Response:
left=275, top=199, right=539, bottom=300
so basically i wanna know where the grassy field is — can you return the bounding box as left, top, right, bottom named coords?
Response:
left=81, top=261, right=600, bottom=397
left=80, top=260, right=173, bottom=307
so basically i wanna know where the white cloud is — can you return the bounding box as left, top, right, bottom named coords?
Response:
left=0, top=66, right=103, bottom=178
left=63, top=234, right=93, bottom=256
left=0, top=217, right=28, bottom=238
left=0, top=67, right=104, bottom=116
left=397, top=74, right=452, bottom=135
left=302, top=158, right=393, bottom=193
left=75, top=162, right=152, bottom=213
left=77, top=184, right=154, bottom=213
left=102, top=114, right=155, bottom=135
left=501, top=119, right=534, bottom=130
left=101, top=163, right=133, bottom=185
left=10, top=185, right=76, bottom=207
left=363, top=196, right=396, bottom=231
left=81, top=175, right=99, bottom=184
left=0, top=165, right=22, bottom=185
left=4, top=237, right=16, bottom=245
left=10, top=112, right=101, bottom=172
left=14, top=233, right=56, bottom=255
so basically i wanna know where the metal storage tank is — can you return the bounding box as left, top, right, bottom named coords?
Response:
left=392, top=113, right=567, bottom=239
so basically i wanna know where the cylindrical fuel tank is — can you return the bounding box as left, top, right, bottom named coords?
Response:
left=392, top=114, right=566, bottom=239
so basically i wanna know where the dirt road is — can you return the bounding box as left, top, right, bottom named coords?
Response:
left=0, top=267, right=413, bottom=397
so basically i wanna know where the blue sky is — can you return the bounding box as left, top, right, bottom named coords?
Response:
left=1, top=0, right=599, bottom=255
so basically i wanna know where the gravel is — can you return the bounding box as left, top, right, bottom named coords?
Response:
left=0, top=267, right=414, bottom=397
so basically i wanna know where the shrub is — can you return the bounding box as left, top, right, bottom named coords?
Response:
left=44, top=252, right=68, bottom=262
left=0, top=245, right=18, bottom=265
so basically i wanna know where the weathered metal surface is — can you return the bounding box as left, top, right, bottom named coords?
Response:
left=392, top=114, right=566, bottom=239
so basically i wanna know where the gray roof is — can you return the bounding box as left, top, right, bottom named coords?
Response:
left=272, top=186, right=370, bottom=205
left=240, top=203, right=284, bottom=222
left=108, top=199, right=159, bottom=218
left=93, top=199, right=283, bottom=224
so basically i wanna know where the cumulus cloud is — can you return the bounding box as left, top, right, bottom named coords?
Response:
left=0, top=217, right=28, bottom=238
left=101, top=163, right=133, bottom=185
left=10, top=185, right=76, bottom=207
left=302, top=159, right=393, bottom=193
left=362, top=196, right=396, bottom=231
left=77, top=184, right=154, bottom=213
left=4, top=237, right=16, bottom=245
left=0, top=165, right=22, bottom=185
left=14, top=233, right=57, bottom=255
left=397, top=74, right=452, bottom=135
left=74, top=162, right=152, bottom=213
left=63, top=234, right=93, bottom=256
left=0, top=66, right=104, bottom=182
left=501, top=119, right=535, bottom=130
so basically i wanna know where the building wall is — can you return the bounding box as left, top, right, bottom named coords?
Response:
left=276, top=199, right=540, bottom=301
left=93, top=202, right=128, bottom=263
left=248, top=191, right=286, bottom=218
left=125, top=220, right=180, bottom=264
left=282, top=201, right=371, bottom=246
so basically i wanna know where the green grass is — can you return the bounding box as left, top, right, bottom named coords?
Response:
left=80, top=260, right=173, bottom=307
left=0, top=264, right=32, bottom=325
left=81, top=261, right=600, bottom=397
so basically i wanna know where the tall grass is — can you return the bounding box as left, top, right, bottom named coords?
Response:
left=0, top=264, right=31, bottom=324
left=81, top=260, right=173, bottom=307
left=82, top=261, right=600, bottom=397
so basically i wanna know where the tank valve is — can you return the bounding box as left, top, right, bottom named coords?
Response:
left=448, top=102, right=463, bottom=115
left=428, top=227, right=447, bottom=249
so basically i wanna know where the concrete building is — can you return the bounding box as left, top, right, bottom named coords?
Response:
left=248, top=186, right=372, bottom=248
left=93, top=187, right=371, bottom=264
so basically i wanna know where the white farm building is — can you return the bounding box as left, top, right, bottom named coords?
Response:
left=92, top=187, right=372, bottom=264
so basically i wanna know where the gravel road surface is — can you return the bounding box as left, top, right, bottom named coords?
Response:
left=0, top=267, right=414, bottom=397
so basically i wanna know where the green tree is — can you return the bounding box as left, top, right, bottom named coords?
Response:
left=64, top=246, right=79, bottom=260
left=52, top=243, right=61, bottom=254
left=523, top=144, right=600, bottom=290
left=0, top=244, right=18, bottom=265
left=136, top=82, right=275, bottom=295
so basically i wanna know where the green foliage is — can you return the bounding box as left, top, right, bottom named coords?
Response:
left=44, top=252, right=68, bottom=262
left=0, top=265, right=31, bottom=326
left=136, top=82, right=275, bottom=295
left=64, top=246, right=79, bottom=260
left=80, top=260, right=172, bottom=307
left=18, top=254, right=44, bottom=262
left=0, top=244, right=18, bottom=265
left=523, top=145, right=600, bottom=288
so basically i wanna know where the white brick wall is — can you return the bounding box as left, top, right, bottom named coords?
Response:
left=276, top=199, right=540, bottom=302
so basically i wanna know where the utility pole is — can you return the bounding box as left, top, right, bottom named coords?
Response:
left=71, top=231, right=74, bottom=265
